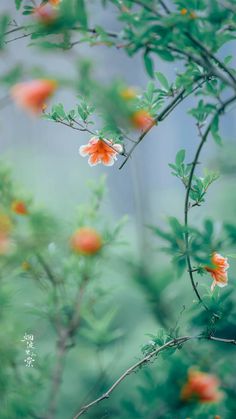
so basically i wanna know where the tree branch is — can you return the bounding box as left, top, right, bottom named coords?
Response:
left=119, top=75, right=209, bottom=169
left=185, top=32, right=236, bottom=89
left=184, top=94, right=236, bottom=312
left=73, top=333, right=236, bottom=418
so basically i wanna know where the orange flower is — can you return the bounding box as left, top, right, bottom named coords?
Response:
left=70, top=227, right=102, bottom=255
left=11, top=79, right=57, bottom=114
left=131, top=110, right=155, bottom=130
left=180, top=8, right=188, bottom=15
left=79, top=137, right=123, bottom=167
left=205, top=252, right=229, bottom=291
left=11, top=200, right=28, bottom=216
left=181, top=370, right=223, bottom=403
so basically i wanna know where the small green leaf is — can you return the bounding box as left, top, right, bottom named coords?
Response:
left=0, top=14, right=9, bottom=49
left=15, top=0, right=23, bottom=9
left=156, top=72, right=169, bottom=90
left=75, top=0, right=88, bottom=28
left=143, top=53, right=154, bottom=78
left=211, top=115, right=222, bottom=145
left=175, top=149, right=186, bottom=166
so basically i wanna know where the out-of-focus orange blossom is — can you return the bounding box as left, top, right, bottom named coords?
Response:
left=34, top=3, right=58, bottom=24
left=181, top=369, right=223, bottom=403
left=11, top=200, right=28, bottom=215
left=11, top=79, right=57, bottom=115
left=131, top=109, right=155, bottom=130
left=70, top=227, right=103, bottom=255
left=180, top=8, right=197, bottom=19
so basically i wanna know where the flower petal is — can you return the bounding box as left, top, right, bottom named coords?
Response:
left=79, top=145, right=90, bottom=157
left=101, top=153, right=115, bottom=166
left=88, top=154, right=101, bottom=166
left=113, top=143, right=123, bottom=154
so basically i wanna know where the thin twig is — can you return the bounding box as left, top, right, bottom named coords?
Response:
left=158, top=0, right=171, bottom=14
left=184, top=94, right=236, bottom=311
left=133, top=0, right=162, bottom=16
left=73, top=336, right=192, bottom=418
left=186, top=32, right=236, bottom=88
left=119, top=76, right=208, bottom=169
left=51, top=118, right=127, bottom=156
left=73, top=333, right=236, bottom=418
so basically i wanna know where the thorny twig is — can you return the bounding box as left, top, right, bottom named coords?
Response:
left=73, top=334, right=236, bottom=418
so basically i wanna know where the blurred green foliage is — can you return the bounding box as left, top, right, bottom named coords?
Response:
left=1, top=1, right=236, bottom=418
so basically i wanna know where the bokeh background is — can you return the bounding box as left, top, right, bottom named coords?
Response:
left=1, top=1, right=236, bottom=418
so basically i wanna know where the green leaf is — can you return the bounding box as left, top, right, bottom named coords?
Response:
left=74, top=0, right=88, bottom=28
left=175, top=149, right=186, bottom=166
left=51, top=103, right=67, bottom=120
left=15, top=0, right=23, bottom=9
left=156, top=72, right=169, bottom=90
left=0, top=14, right=9, bottom=49
left=156, top=49, right=174, bottom=62
left=211, top=114, right=222, bottom=145
left=143, top=53, right=154, bottom=78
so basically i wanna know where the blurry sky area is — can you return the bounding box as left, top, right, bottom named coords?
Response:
left=1, top=0, right=236, bottom=245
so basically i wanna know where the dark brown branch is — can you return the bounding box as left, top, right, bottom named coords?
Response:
left=158, top=0, right=171, bottom=14
left=186, top=32, right=236, bottom=88
left=184, top=94, right=236, bottom=311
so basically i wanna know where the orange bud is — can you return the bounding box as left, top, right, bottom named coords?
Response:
left=11, top=200, right=28, bottom=216
left=180, top=8, right=188, bottom=15
left=215, top=416, right=221, bottom=419
left=70, top=227, right=102, bottom=255
left=131, top=110, right=155, bottom=130
left=120, top=87, right=137, bottom=100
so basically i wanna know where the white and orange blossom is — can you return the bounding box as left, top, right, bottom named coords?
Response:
left=11, top=79, right=57, bottom=114
left=205, top=252, right=229, bottom=291
left=79, top=137, right=123, bottom=166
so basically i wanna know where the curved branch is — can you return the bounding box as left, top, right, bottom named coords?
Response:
left=119, top=76, right=209, bottom=169
left=184, top=94, right=236, bottom=311
left=73, top=334, right=236, bottom=418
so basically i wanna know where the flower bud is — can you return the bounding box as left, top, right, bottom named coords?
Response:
left=70, top=227, right=102, bottom=255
